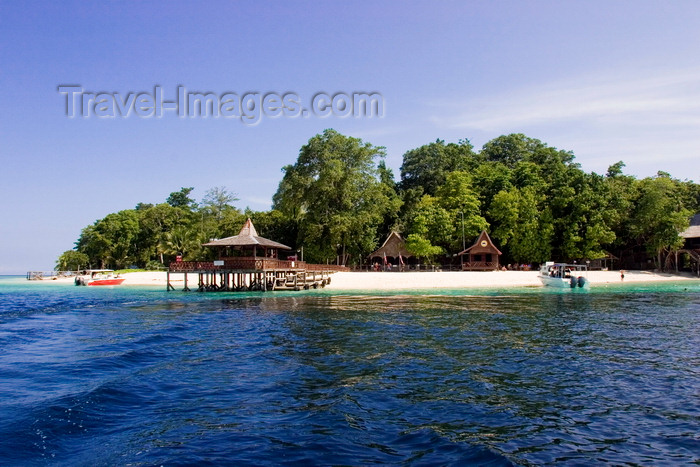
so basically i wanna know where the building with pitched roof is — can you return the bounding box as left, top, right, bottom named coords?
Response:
left=368, top=231, right=413, bottom=269
left=457, top=230, right=502, bottom=271
left=675, top=213, right=700, bottom=275
left=680, top=213, right=700, bottom=249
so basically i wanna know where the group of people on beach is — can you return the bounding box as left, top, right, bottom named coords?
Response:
left=372, top=262, right=405, bottom=272
left=505, top=264, right=532, bottom=271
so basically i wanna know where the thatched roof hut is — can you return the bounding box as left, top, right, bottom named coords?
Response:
left=369, top=231, right=412, bottom=265
left=680, top=214, right=700, bottom=240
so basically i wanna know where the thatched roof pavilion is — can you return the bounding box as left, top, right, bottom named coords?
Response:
left=203, top=218, right=291, bottom=258
left=680, top=214, right=700, bottom=243
left=369, top=231, right=412, bottom=265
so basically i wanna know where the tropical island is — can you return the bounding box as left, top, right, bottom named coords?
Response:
left=54, top=129, right=700, bottom=287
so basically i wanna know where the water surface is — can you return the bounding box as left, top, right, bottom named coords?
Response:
left=1, top=277, right=698, bottom=465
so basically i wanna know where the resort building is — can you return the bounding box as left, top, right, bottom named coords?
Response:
left=676, top=213, right=700, bottom=275
left=457, top=230, right=502, bottom=271
left=680, top=213, right=700, bottom=250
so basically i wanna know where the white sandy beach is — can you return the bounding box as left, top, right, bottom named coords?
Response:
left=324, top=270, right=698, bottom=290
left=38, top=270, right=698, bottom=289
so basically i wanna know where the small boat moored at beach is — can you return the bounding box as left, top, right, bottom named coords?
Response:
left=75, top=269, right=125, bottom=286
left=539, top=262, right=589, bottom=289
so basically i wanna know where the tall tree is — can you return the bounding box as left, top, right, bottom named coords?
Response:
left=434, top=171, right=488, bottom=251
left=166, top=187, right=195, bottom=209
left=76, top=210, right=140, bottom=268
left=408, top=195, right=453, bottom=252
left=138, top=203, right=191, bottom=264
left=489, top=187, right=553, bottom=264
left=55, top=250, right=89, bottom=271
left=272, top=129, right=393, bottom=265
left=629, top=175, right=691, bottom=268
left=481, top=133, right=575, bottom=169
left=376, top=160, right=403, bottom=239
left=400, top=138, right=478, bottom=195
left=201, top=186, right=239, bottom=221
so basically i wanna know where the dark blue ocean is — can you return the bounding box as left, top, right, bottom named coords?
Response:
left=0, top=276, right=698, bottom=466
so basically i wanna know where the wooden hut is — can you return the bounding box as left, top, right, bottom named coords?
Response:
left=368, top=231, right=412, bottom=270
left=590, top=252, right=619, bottom=270
left=680, top=214, right=700, bottom=250
left=458, top=230, right=502, bottom=271
left=672, top=213, right=700, bottom=275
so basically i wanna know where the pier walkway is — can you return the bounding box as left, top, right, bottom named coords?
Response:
left=167, top=258, right=348, bottom=292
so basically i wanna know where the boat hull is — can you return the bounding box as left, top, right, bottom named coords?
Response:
left=539, top=275, right=589, bottom=288
left=86, top=278, right=125, bottom=286
left=538, top=262, right=590, bottom=289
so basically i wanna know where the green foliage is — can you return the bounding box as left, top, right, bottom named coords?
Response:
left=272, top=129, right=397, bottom=265
left=472, top=161, right=513, bottom=211
left=435, top=171, right=488, bottom=249
left=201, top=186, right=238, bottom=221
left=481, top=133, right=575, bottom=169
left=606, top=161, right=626, bottom=178
left=55, top=250, right=89, bottom=271
left=408, top=195, right=454, bottom=250
left=71, top=188, right=238, bottom=268
left=629, top=176, right=691, bottom=268
left=405, top=233, right=443, bottom=264
left=400, top=139, right=479, bottom=195
left=377, top=160, right=403, bottom=235
left=166, top=187, right=195, bottom=209
left=489, top=187, right=552, bottom=263
left=75, top=210, right=140, bottom=269
left=159, top=226, right=205, bottom=261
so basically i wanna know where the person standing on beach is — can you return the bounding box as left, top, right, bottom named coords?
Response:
left=621, top=270, right=625, bottom=281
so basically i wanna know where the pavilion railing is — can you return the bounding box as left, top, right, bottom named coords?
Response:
left=462, top=261, right=499, bottom=270
left=169, top=258, right=349, bottom=272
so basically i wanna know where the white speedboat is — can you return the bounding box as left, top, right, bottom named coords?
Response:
left=539, top=262, right=589, bottom=289
left=75, top=269, right=125, bottom=286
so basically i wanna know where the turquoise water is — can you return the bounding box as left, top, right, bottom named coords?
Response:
left=0, top=276, right=699, bottom=465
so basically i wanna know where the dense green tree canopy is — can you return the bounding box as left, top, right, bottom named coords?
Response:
left=400, top=139, right=479, bottom=195
left=55, top=250, right=89, bottom=271
left=166, top=187, right=195, bottom=209
left=273, top=129, right=397, bottom=264
left=61, top=129, right=698, bottom=272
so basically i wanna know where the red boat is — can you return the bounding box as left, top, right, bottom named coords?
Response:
left=88, top=277, right=125, bottom=286
left=75, top=270, right=125, bottom=286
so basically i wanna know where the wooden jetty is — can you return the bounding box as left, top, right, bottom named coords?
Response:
left=168, top=259, right=343, bottom=291
left=26, top=270, right=79, bottom=280
left=167, top=218, right=348, bottom=292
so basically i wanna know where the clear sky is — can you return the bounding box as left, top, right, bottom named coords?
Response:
left=1, top=0, right=699, bottom=274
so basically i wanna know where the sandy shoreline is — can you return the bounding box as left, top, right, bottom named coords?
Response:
left=35, top=270, right=698, bottom=289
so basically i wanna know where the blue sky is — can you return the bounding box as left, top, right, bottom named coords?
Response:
left=1, top=1, right=699, bottom=273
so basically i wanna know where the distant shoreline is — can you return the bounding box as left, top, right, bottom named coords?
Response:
left=22, top=270, right=699, bottom=290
